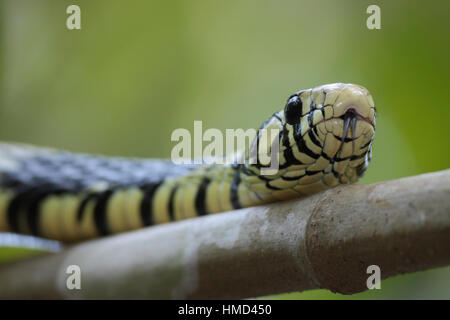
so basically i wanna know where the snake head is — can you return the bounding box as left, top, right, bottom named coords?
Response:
left=281, top=83, right=376, bottom=186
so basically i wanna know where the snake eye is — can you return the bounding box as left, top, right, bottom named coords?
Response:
left=284, top=95, right=303, bottom=125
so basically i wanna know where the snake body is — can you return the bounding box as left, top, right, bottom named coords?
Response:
left=0, top=83, right=376, bottom=242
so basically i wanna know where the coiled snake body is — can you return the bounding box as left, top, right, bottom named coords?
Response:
left=0, top=83, right=376, bottom=242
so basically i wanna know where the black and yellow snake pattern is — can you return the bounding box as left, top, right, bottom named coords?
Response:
left=0, top=83, right=376, bottom=242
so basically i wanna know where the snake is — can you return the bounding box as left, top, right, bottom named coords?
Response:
left=0, top=83, right=376, bottom=242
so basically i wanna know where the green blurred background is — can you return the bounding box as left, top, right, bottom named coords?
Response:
left=0, top=0, right=449, bottom=299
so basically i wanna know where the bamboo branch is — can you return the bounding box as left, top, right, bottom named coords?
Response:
left=0, top=170, right=449, bottom=299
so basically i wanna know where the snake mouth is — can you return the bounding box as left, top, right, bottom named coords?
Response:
left=341, top=108, right=375, bottom=128
left=335, top=110, right=358, bottom=153
left=335, top=108, right=374, bottom=155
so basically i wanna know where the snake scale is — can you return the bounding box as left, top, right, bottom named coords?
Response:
left=0, top=83, right=376, bottom=242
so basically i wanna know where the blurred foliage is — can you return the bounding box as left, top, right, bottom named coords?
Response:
left=0, top=0, right=449, bottom=299
left=0, top=247, right=47, bottom=263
